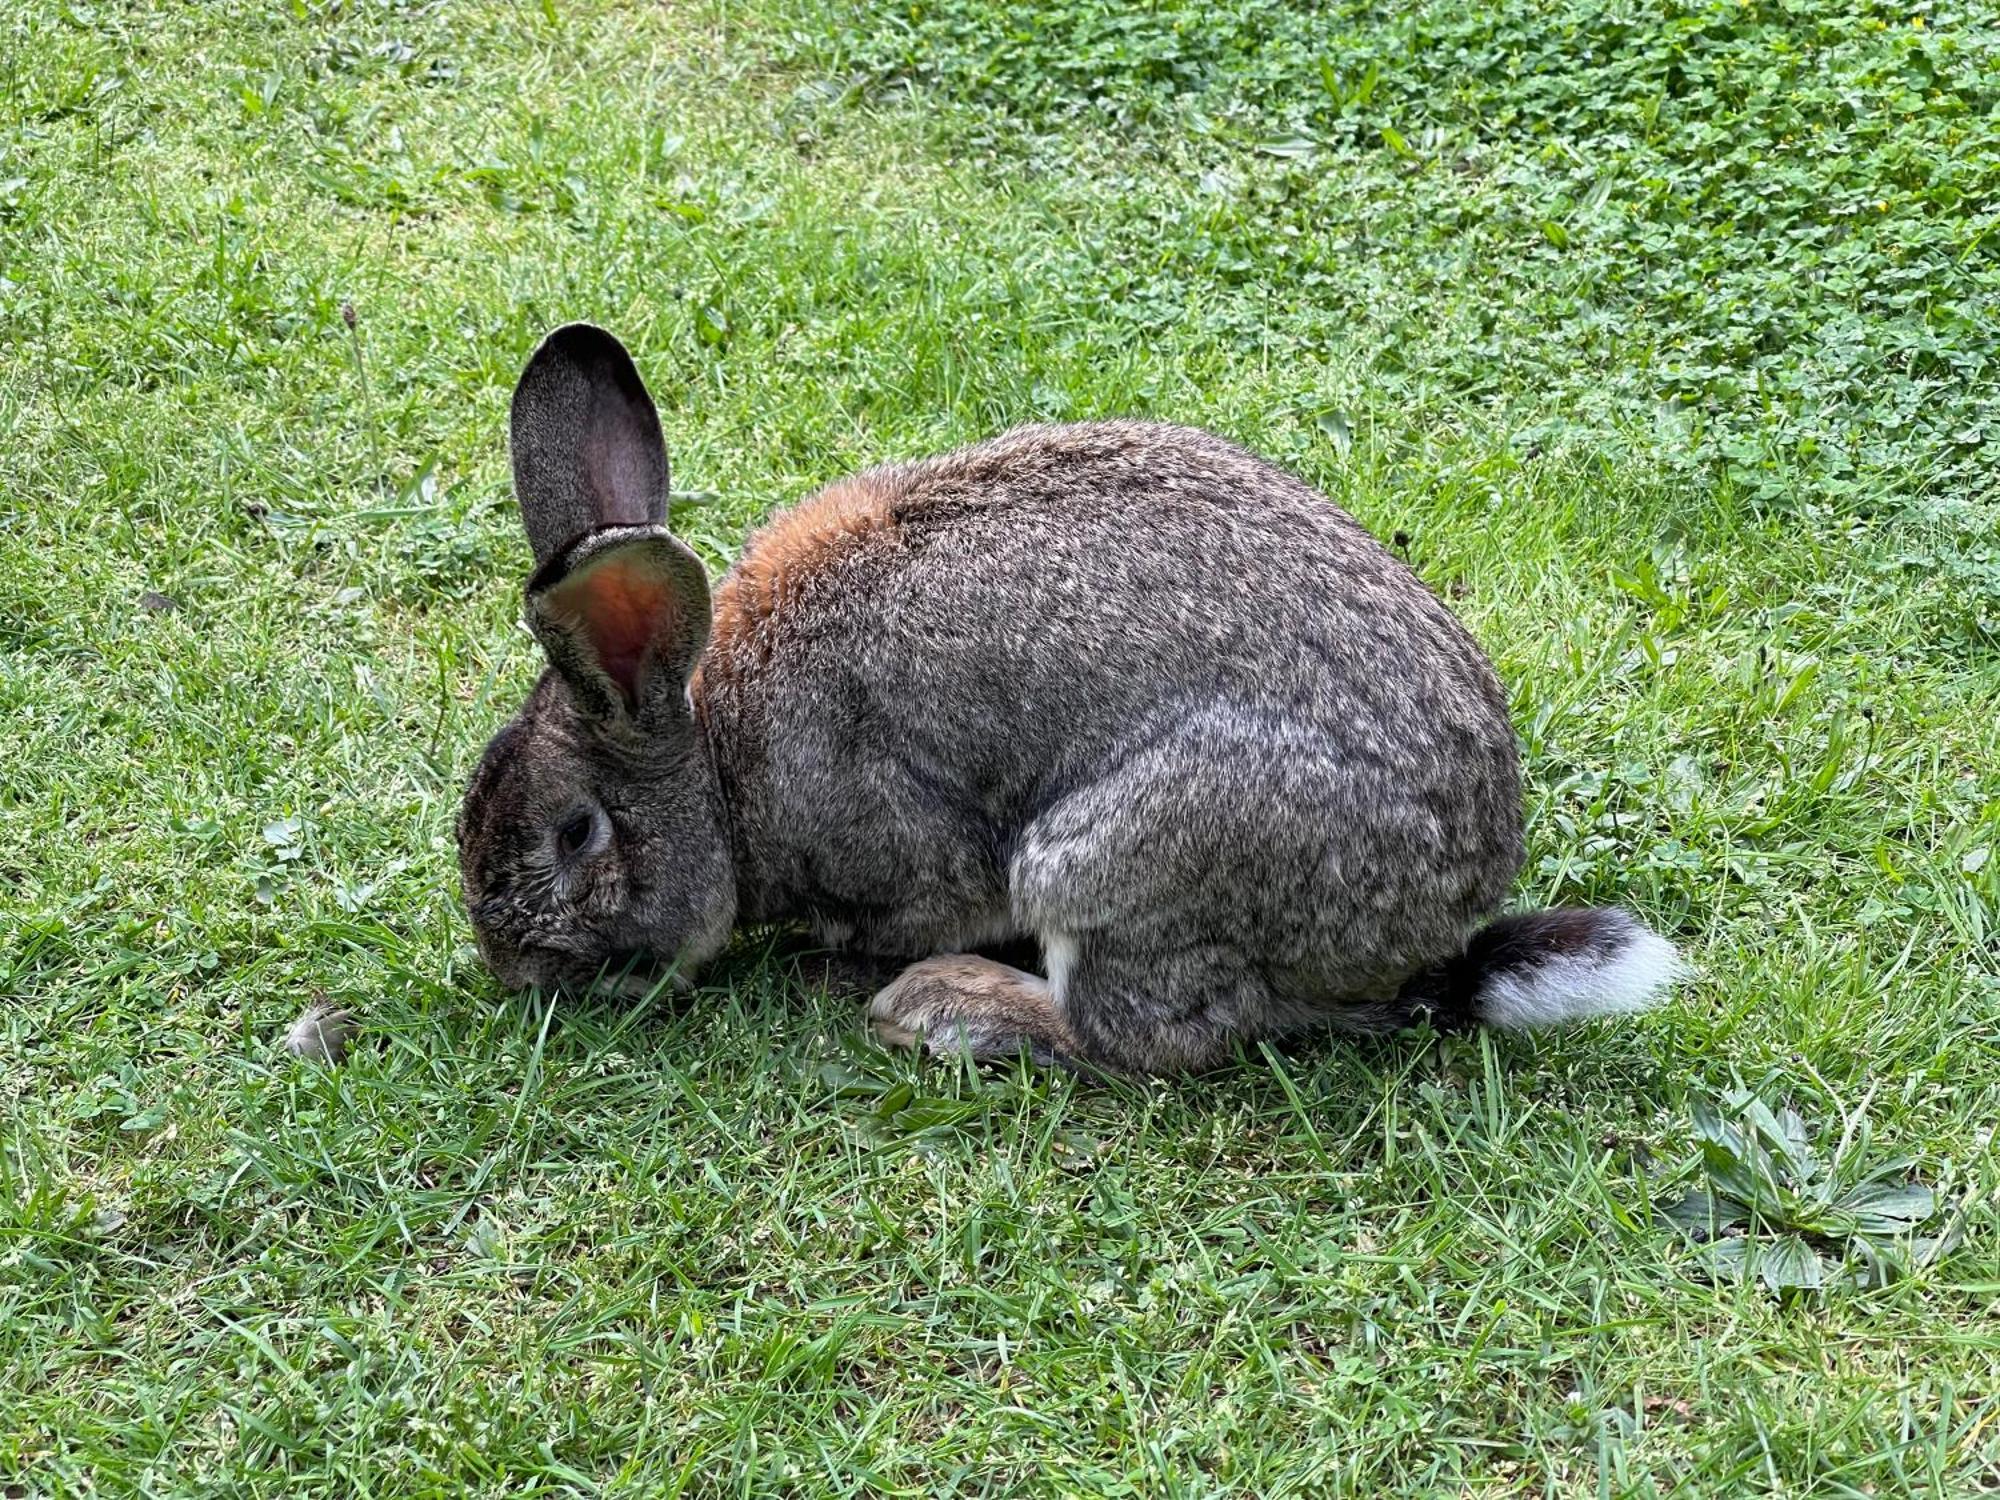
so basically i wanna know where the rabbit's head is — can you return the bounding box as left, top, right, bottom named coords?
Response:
left=456, top=325, right=735, bottom=992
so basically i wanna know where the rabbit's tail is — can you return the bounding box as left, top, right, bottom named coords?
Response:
left=1400, top=908, right=1685, bottom=1030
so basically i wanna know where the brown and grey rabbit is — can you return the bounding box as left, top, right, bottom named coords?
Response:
left=457, top=324, right=1685, bottom=1074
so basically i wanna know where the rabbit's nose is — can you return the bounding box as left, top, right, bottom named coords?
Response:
left=467, top=925, right=533, bottom=990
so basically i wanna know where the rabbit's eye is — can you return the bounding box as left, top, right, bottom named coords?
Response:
left=555, top=810, right=598, bottom=859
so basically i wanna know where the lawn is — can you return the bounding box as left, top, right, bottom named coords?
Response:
left=3, top=0, right=1999, bottom=1492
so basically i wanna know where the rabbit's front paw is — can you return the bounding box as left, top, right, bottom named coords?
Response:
left=870, top=955, right=1079, bottom=1065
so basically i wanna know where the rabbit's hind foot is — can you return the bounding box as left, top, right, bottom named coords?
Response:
left=870, top=955, right=1081, bottom=1067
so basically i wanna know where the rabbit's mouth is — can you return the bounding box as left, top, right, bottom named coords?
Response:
left=592, top=949, right=695, bottom=998
left=496, top=942, right=693, bottom=999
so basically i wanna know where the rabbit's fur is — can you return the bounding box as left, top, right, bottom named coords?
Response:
left=458, top=325, right=1683, bottom=1074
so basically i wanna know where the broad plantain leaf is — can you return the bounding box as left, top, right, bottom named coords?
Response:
left=1665, top=1188, right=1748, bottom=1237
left=1836, top=1181, right=1936, bottom=1236
left=1755, top=1234, right=1827, bottom=1294
left=1691, top=1098, right=1791, bottom=1212
left=1706, top=1234, right=1825, bottom=1293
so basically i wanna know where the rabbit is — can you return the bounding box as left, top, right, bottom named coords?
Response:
left=456, top=323, right=1685, bottom=1074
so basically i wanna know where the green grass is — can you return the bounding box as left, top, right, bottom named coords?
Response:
left=3, top=0, right=1998, bottom=1492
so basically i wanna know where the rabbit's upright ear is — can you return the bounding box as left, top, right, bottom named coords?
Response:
left=528, top=529, right=711, bottom=731
left=510, top=323, right=669, bottom=566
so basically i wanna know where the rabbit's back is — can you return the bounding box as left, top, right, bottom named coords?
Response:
left=711, top=423, right=1508, bottom=797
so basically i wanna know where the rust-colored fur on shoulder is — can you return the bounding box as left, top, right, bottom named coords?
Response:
left=704, top=474, right=902, bottom=678
left=700, top=423, right=1163, bottom=686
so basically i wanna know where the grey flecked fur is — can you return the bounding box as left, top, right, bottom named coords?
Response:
left=458, top=324, right=1677, bottom=1075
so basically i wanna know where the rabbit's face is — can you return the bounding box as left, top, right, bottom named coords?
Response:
left=458, top=324, right=733, bottom=993
left=457, top=670, right=735, bottom=992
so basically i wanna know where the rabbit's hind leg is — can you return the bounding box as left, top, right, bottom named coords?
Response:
left=1039, top=932, right=1307, bottom=1075
left=872, top=710, right=1368, bottom=1075
left=869, top=954, right=1082, bottom=1066
left=1004, top=717, right=1345, bottom=1075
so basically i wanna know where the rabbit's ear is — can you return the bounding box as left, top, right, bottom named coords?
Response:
left=510, top=324, right=669, bottom=567
left=527, top=528, right=711, bottom=729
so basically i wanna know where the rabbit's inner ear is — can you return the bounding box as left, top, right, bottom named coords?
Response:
left=531, top=531, right=711, bottom=723
left=544, top=554, right=669, bottom=705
